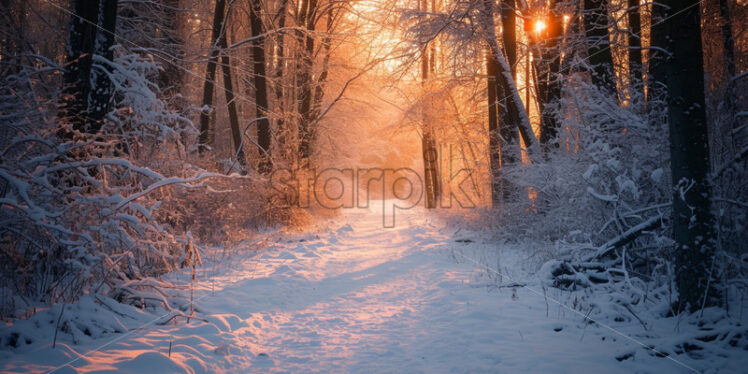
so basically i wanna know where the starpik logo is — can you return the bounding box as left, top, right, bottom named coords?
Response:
left=269, top=145, right=476, bottom=227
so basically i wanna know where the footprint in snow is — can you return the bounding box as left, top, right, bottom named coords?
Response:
left=214, top=343, right=230, bottom=356
left=273, top=265, right=293, bottom=274
left=253, top=352, right=274, bottom=367
left=277, top=251, right=297, bottom=260
left=337, top=224, right=353, bottom=234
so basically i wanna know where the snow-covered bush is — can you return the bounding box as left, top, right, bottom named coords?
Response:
left=487, top=71, right=748, bottom=361
left=0, top=49, right=233, bottom=319
left=499, top=76, right=671, bottom=250
left=493, top=72, right=747, bottom=354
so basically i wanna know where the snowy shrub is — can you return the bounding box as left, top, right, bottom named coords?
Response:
left=491, top=74, right=748, bottom=361
left=499, top=76, right=671, bottom=250
left=96, top=53, right=196, bottom=148
left=0, top=49, right=237, bottom=319
left=493, top=75, right=748, bottom=358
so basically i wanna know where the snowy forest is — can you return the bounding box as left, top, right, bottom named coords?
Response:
left=0, top=0, right=746, bottom=372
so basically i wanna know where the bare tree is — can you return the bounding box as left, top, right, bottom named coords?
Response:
left=297, top=0, right=318, bottom=161
left=248, top=0, right=271, bottom=172
left=652, top=0, right=718, bottom=312
left=537, top=0, right=563, bottom=148
left=486, top=47, right=503, bottom=206
left=627, top=0, right=642, bottom=85
left=218, top=3, right=248, bottom=170
left=58, top=0, right=100, bottom=136
left=420, top=0, right=441, bottom=208
left=272, top=0, right=289, bottom=163
left=482, top=0, right=538, bottom=158
left=198, top=0, right=229, bottom=152
left=583, top=0, right=614, bottom=91
left=88, top=0, right=119, bottom=129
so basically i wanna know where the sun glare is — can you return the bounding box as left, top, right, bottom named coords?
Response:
left=533, top=19, right=547, bottom=35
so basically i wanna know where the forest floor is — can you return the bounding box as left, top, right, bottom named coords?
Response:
left=1, top=201, right=744, bottom=373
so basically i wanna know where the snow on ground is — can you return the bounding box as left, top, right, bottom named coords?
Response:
left=0, top=201, right=744, bottom=373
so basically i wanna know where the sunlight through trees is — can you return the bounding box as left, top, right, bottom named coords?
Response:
left=0, top=0, right=746, bottom=370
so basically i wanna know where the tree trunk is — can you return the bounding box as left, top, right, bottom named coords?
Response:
left=420, top=0, right=440, bottom=209
left=273, top=0, right=289, bottom=163
left=249, top=0, right=271, bottom=172
left=584, top=0, right=615, bottom=91
left=0, top=0, right=27, bottom=76
left=652, top=0, right=718, bottom=312
left=708, top=0, right=744, bottom=257
left=486, top=48, right=502, bottom=207
left=198, top=0, right=228, bottom=152
left=157, top=0, right=184, bottom=98
left=88, top=0, right=119, bottom=129
left=498, top=0, right=519, bottom=162
left=217, top=15, right=248, bottom=170
left=717, top=0, right=737, bottom=138
left=429, top=0, right=437, bottom=73
left=500, top=0, right=516, bottom=70
left=482, top=0, right=539, bottom=159
left=58, top=0, right=100, bottom=137
left=627, top=0, right=642, bottom=85
left=309, top=11, right=334, bottom=126
left=297, top=0, right=317, bottom=161
left=538, top=1, right=563, bottom=148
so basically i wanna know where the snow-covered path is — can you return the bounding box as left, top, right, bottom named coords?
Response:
left=3, top=203, right=692, bottom=373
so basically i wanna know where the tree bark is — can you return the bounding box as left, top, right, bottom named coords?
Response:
left=627, top=0, right=642, bottom=85
left=198, top=0, right=228, bottom=152
left=88, top=0, right=119, bottom=129
left=498, top=0, right=519, bottom=159
left=584, top=0, right=615, bottom=91
left=297, top=0, right=317, bottom=160
left=500, top=0, right=516, bottom=70
left=538, top=0, right=563, bottom=148
left=420, top=0, right=440, bottom=209
left=718, top=0, right=737, bottom=137
left=652, top=0, right=718, bottom=312
left=273, top=0, right=289, bottom=162
left=486, top=48, right=502, bottom=207
left=0, top=0, right=27, bottom=76
left=482, top=0, right=539, bottom=160
left=157, top=0, right=184, bottom=98
left=249, top=0, right=271, bottom=172
left=58, top=0, right=100, bottom=137
left=309, top=7, right=337, bottom=126
left=217, top=13, right=248, bottom=170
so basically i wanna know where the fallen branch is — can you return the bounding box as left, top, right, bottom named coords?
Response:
left=712, top=146, right=748, bottom=179
left=584, top=216, right=663, bottom=261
